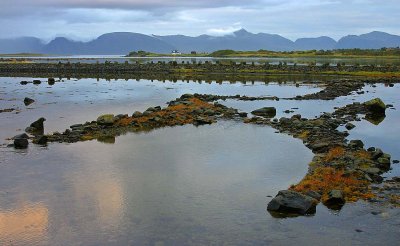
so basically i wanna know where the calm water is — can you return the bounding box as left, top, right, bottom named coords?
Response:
left=0, top=77, right=400, bottom=245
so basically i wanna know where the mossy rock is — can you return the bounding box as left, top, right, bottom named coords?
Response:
left=364, top=98, right=386, bottom=114
left=97, top=114, right=115, bottom=126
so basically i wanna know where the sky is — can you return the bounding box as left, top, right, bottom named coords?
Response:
left=0, top=0, right=399, bottom=41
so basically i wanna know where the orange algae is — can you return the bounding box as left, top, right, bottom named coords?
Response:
left=291, top=167, right=374, bottom=202
left=324, top=146, right=345, bottom=162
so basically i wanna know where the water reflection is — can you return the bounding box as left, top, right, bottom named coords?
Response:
left=0, top=204, right=48, bottom=245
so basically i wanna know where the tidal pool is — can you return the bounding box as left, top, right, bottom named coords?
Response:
left=1, top=77, right=400, bottom=245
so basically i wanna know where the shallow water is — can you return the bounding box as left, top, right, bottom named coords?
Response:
left=0, top=77, right=320, bottom=142
left=1, top=76, right=400, bottom=245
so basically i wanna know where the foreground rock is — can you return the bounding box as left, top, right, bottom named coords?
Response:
left=267, top=190, right=318, bottom=215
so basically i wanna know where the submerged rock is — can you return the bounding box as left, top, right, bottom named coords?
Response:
left=345, top=123, right=355, bottom=130
left=267, top=190, right=318, bottom=215
left=251, top=107, right=276, bottom=118
left=24, top=97, right=35, bottom=106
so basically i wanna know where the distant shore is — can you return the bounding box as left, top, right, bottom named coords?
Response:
left=1, top=61, right=399, bottom=79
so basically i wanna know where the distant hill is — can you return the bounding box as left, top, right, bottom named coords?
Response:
left=336, top=31, right=400, bottom=49
left=0, top=37, right=44, bottom=54
left=295, top=36, right=337, bottom=50
left=0, top=30, right=399, bottom=55
left=43, top=32, right=175, bottom=55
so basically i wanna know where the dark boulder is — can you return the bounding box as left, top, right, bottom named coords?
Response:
left=33, top=80, right=41, bottom=85
left=48, top=78, right=55, bottom=85
left=345, top=123, right=355, bottom=130
left=364, top=98, right=386, bottom=115
left=14, top=138, right=29, bottom=149
left=33, top=135, right=48, bottom=145
left=251, top=107, right=276, bottom=118
left=26, top=117, right=46, bottom=135
left=349, top=140, right=364, bottom=149
left=267, top=190, right=318, bottom=215
left=24, top=97, right=35, bottom=106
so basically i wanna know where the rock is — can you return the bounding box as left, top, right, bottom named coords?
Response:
left=193, top=116, right=213, bottom=126
left=96, top=114, right=115, bottom=126
left=349, top=140, right=364, bottom=149
left=204, top=109, right=215, bottom=116
left=310, top=142, right=330, bottom=153
left=345, top=123, right=355, bottom=130
left=251, top=107, right=276, bottom=118
left=48, top=78, right=55, bottom=85
left=393, top=160, right=399, bottom=164
left=32, top=80, right=41, bottom=85
left=238, top=112, right=248, bottom=117
left=132, top=111, right=142, bottom=118
left=26, top=117, right=46, bottom=135
left=305, top=191, right=322, bottom=201
left=24, top=97, right=35, bottom=106
left=20, top=80, right=28, bottom=85
left=324, top=190, right=345, bottom=209
left=267, top=190, right=318, bottom=215
left=14, top=138, right=28, bottom=149
left=377, top=157, right=391, bottom=170
left=33, top=135, right=48, bottom=145
left=371, top=148, right=383, bottom=160
left=364, top=98, right=386, bottom=115
left=181, top=94, right=193, bottom=99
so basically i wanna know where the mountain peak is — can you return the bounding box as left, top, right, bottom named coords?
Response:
left=233, top=29, right=252, bottom=37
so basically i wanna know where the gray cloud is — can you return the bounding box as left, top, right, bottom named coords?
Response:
left=0, top=0, right=399, bottom=41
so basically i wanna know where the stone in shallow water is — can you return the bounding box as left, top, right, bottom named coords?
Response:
left=365, top=98, right=386, bottom=115
left=267, top=190, right=318, bottom=215
left=14, top=138, right=28, bottom=149
left=251, top=107, right=276, bottom=118
left=24, top=97, right=35, bottom=106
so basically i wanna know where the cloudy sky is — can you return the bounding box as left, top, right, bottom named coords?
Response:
left=1, top=0, right=399, bottom=41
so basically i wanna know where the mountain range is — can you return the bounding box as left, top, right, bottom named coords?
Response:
left=1, top=29, right=399, bottom=55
